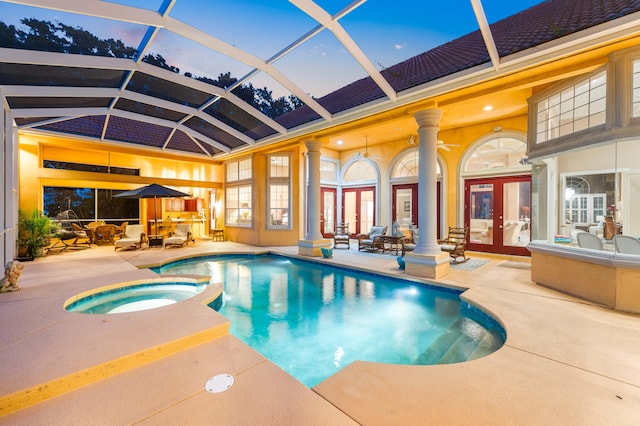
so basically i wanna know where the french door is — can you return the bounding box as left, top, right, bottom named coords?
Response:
left=320, top=187, right=336, bottom=238
left=392, top=182, right=441, bottom=239
left=465, top=175, right=531, bottom=256
left=342, top=186, right=375, bottom=236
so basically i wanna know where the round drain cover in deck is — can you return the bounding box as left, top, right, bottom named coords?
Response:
left=205, top=373, right=234, bottom=393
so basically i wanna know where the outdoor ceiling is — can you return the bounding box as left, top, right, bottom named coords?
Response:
left=1, top=0, right=626, bottom=160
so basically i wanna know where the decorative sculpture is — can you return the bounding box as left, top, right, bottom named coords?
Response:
left=0, top=260, right=24, bottom=293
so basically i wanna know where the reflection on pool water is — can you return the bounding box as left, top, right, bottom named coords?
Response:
left=66, top=282, right=205, bottom=314
left=154, top=254, right=506, bottom=388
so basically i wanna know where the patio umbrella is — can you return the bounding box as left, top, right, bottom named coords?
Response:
left=113, top=183, right=190, bottom=238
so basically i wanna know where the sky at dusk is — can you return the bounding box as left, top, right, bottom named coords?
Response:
left=0, top=0, right=543, bottom=98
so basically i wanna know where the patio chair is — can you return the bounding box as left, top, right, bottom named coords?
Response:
left=614, top=235, right=640, bottom=255
left=357, top=225, right=387, bottom=252
left=113, top=222, right=128, bottom=240
left=438, top=227, right=468, bottom=264
left=333, top=222, right=351, bottom=249
left=164, top=223, right=194, bottom=249
left=401, top=228, right=418, bottom=255
left=577, top=231, right=603, bottom=250
left=114, top=224, right=147, bottom=251
left=93, top=224, right=118, bottom=245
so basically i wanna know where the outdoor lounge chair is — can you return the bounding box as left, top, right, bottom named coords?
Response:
left=164, top=223, right=194, bottom=248
left=333, top=223, right=351, bottom=249
left=114, top=224, right=147, bottom=251
left=438, top=227, right=468, bottom=264
left=614, top=235, right=640, bottom=255
left=577, top=231, right=603, bottom=250
left=357, top=225, right=387, bottom=252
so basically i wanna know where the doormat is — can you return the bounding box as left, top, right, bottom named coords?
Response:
left=450, top=258, right=489, bottom=271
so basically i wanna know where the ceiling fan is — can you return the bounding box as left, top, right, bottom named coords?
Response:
left=437, top=140, right=459, bottom=151
left=408, top=135, right=458, bottom=151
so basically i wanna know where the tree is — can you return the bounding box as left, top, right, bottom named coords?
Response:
left=0, top=17, right=302, bottom=118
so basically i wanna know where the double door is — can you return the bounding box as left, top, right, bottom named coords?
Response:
left=465, top=175, right=531, bottom=256
left=320, top=186, right=376, bottom=237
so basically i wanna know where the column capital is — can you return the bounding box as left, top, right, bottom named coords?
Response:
left=413, top=108, right=443, bottom=128
left=304, top=139, right=323, bottom=152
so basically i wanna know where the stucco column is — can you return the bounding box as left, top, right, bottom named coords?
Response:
left=404, top=108, right=450, bottom=278
left=298, top=140, right=331, bottom=256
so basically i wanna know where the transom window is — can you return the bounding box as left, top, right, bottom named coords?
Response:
left=390, top=149, right=441, bottom=178
left=463, top=137, right=528, bottom=173
left=343, top=159, right=376, bottom=183
left=535, top=70, right=606, bottom=143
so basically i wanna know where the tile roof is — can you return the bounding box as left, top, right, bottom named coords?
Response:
left=280, top=0, right=640, bottom=129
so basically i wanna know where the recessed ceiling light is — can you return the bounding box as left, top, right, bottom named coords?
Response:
left=336, top=140, right=344, bottom=145
left=483, top=105, right=493, bottom=111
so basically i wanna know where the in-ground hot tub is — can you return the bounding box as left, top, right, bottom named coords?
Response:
left=64, top=277, right=209, bottom=314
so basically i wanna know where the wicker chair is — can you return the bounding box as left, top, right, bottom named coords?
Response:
left=438, top=227, right=468, bottom=264
left=93, top=224, right=118, bottom=245
left=357, top=226, right=387, bottom=252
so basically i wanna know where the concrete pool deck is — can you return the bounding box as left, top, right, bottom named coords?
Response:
left=1, top=240, right=639, bottom=424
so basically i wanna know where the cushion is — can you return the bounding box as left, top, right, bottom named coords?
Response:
left=369, top=226, right=386, bottom=238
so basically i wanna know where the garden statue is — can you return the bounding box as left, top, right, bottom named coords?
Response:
left=0, top=260, right=24, bottom=292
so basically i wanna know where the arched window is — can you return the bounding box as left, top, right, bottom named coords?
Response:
left=390, top=149, right=441, bottom=179
left=463, top=137, right=528, bottom=174
left=343, top=159, right=376, bottom=183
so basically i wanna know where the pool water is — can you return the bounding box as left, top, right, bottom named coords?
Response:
left=154, top=254, right=505, bottom=387
left=66, top=282, right=205, bottom=314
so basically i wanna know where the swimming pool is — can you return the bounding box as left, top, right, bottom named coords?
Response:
left=65, top=280, right=206, bottom=314
left=154, top=254, right=505, bottom=387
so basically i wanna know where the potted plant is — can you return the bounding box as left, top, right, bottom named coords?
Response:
left=18, top=209, right=57, bottom=259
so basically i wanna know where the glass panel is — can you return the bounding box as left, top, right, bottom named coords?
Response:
left=344, top=192, right=357, bottom=234
left=344, top=160, right=375, bottom=182
left=323, top=191, right=335, bottom=235
left=360, top=190, right=375, bottom=232
left=320, top=160, right=337, bottom=182
left=227, top=162, right=238, bottom=182
left=469, top=184, right=493, bottom=245
left=239, top=158, right=252, bottom=180
left=43, top=187, right=95, bottom=220
left=269, top=184, right=289, bottom=227
left=464, top=137, right=528, bottom=173
left=269, top=155, right=289, bottom=178
left=503, top=182, right=531, bottom=247
left=395, top=188, right=413, bottom=227
left=392, top=150, right=419, bottom=178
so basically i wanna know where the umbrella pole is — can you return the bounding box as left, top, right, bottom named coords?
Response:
left=154, top=196, right=158, bottom=238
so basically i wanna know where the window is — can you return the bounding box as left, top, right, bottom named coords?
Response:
left=535, top=70, right=606, bottom=143
left=343, top=159, right=376, bottom=183
left=43, top=186, right=139, bottom=223
left=268, top=154, right=291, bottom=229
left=463, top=137, right=528, bottom=173
left=633, top=59, right=640, bottom=118
left=390, top=149, right=441, bottom=179
left=320, top=159, right=338, bottom=182
left=43, top=160, right=140, bottom=176
left=226, top=157, right=253, bottom=226
left=563, top=174, right=613, bottom=226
